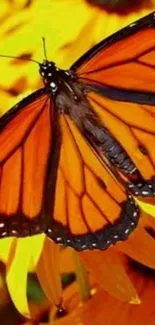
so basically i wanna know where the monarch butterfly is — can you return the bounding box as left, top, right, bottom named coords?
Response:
left=0, top=12, right=155, bottom=251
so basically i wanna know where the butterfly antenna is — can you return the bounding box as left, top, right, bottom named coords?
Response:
left=42, top=37, right=48, bottom=61
left=0, top=54, right=40, bottom=64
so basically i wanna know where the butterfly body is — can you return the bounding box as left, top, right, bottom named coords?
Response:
left=1, top=12, right=155, bottom=250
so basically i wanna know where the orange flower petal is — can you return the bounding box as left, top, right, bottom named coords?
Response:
left=48, top=313, right=79, bottom=325
left=49, top=281, right=82, bottom=325
left=79, top=249, right=138, bottom=303
left=60, top=248, right=75, bottom=274
left=36, top=238, right=62, bottom=307
left=116, top=225, right=155, bottom=269
left=80, top=277, right=155, bottom=325
left=30, top=234, right=45, bottom=270
left=50, top=264, right=155, bottom=325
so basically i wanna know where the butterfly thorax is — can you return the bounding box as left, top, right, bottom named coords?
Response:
left=39, top=60, right=78, bottom=99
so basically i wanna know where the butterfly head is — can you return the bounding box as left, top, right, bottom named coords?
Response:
left=39, top=60, right=77, bottom=98
left=39, top=60, right=59, bottom=93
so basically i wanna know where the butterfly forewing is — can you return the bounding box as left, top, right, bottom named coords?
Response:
left=73, top=12, right=155, bottom=104
left=0, top=90, right=53, bottom=237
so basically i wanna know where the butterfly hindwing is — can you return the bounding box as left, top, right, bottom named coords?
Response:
left=46, top=113, right=139, bottom=250
left=84, top=91, right=155, bottom=197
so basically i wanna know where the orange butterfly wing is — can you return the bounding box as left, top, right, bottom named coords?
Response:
left=69, top=12, right=155, bottom=198
left=72, top=12, right=155, bottom=103
left=46, top=114, right=139, bottom=250
left=0, top=89, right=52, bottom=237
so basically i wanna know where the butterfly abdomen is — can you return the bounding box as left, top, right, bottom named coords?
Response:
left=82, top=116, right=137, bottom=175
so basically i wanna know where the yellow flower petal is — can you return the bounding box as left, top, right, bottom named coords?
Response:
left=6, top=238, right=30, bottom=318
left=0, top=237, right=14, bottom=263
left=136, top=198, right=155, bottom=218
left=6, top=235, right=44, bottom=318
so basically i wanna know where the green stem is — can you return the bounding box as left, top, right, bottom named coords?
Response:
left=72, top=250, right=91, bottom=302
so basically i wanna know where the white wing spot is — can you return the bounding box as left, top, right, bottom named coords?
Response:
left=129, top=23, right=136, bottom=27
left=50, top=82, right=56, bottom=88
